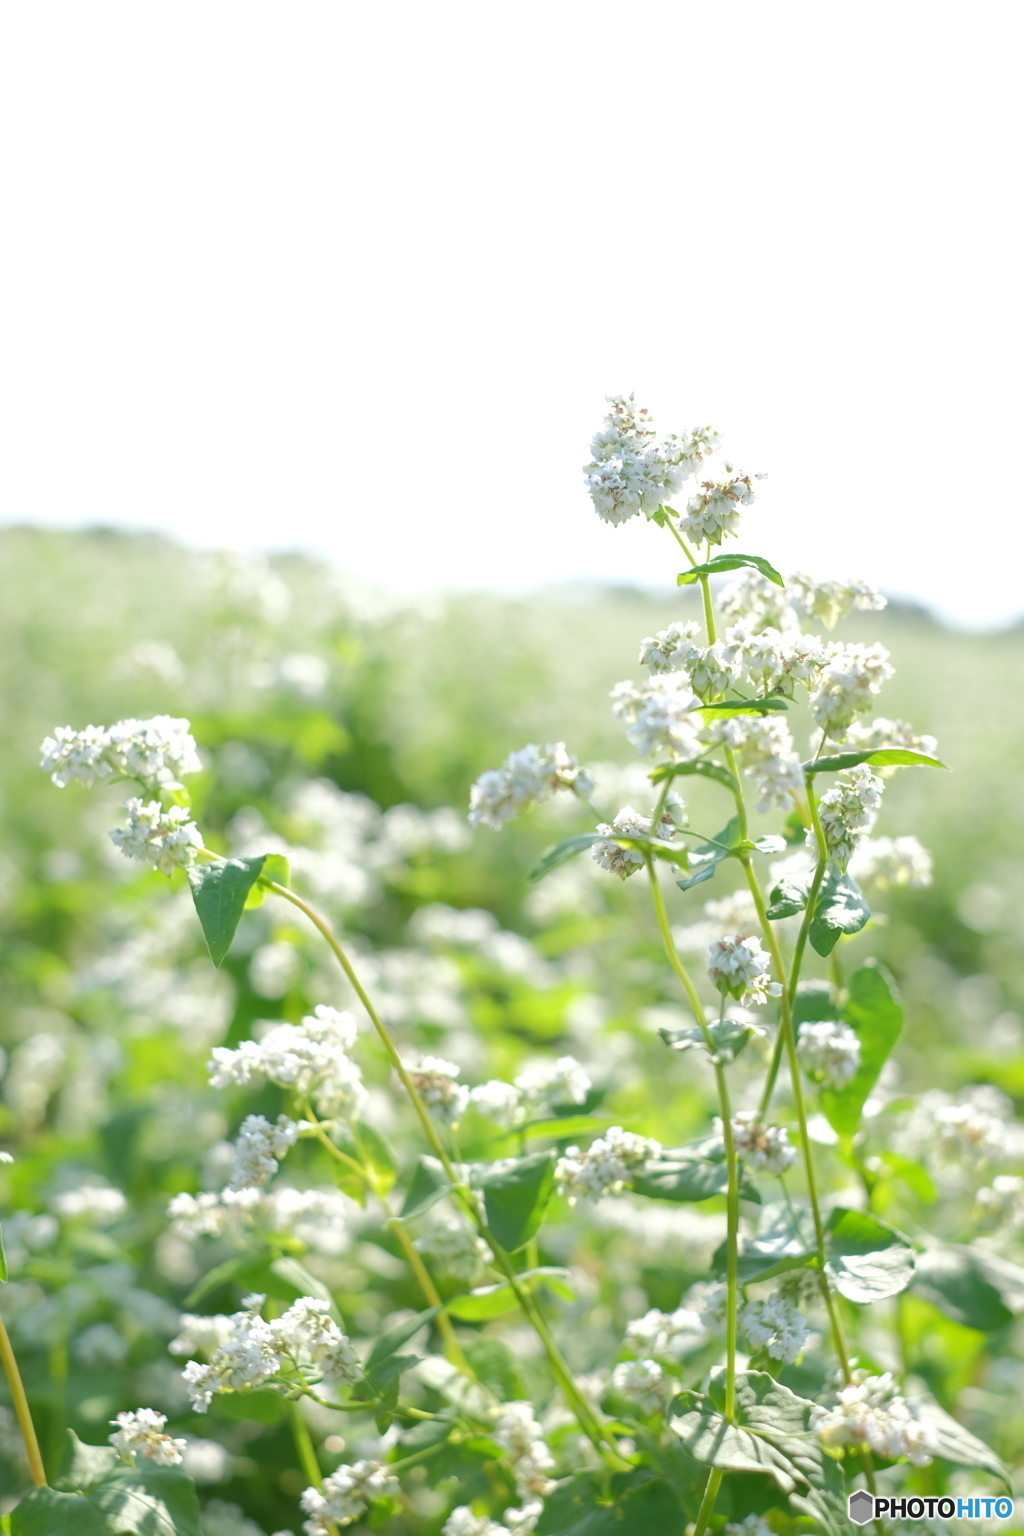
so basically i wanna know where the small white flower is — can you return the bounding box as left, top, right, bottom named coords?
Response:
left=788, top=573, right=886, bottom=630
left=108, top=1408, right=186, bottom=1466
left=469, top=1079, right=523, bottom=1127
left=797, top=1020, right=861, bottom=1087
left=108, top=798, right=204, bottom=874
left=515, top=1056, right=591, bottom=1110
left=815, top=1372, right=937, bottom=1465
left=850, top=834, right=932, bottom=889
left=810, top=643, right=894, bottom=737
left=41, top=715, right=201, bottom=791
left=724, top=1111, right=797, bottom=1174
left=469, top=743, right=593, bottom=830
left=812, top=765, right=884, bottom=871
left=556, top=1127, right=661, bottom=1204
left=610, top=1357, right=673, bottom=1414
left=726, top=1515, right=775, bottom=1536
left=584, top=397, right=686, bottom=525
left=740, top=1294, right=809, bottom=1362
left=300, top=1460, right=399, bottom=1531
left=707, top=934, right=782, bottom=1007
left=625, top=1306, right=708, bottom=1359
left=591, top=806, right=657, bottom=879
left=208, top=1007, right=366, bottom=1122
left=976, top=1174, right=1024, bottom=1231
left=493, top=1402, right=556, bottom=1499
left=841, top=715, right=938, bottom=762
left=680, top=471, right=760, bottom=546
left=407, top=1057, right=470, bottom=1124
left=52, top=1184, right=127, bottom=1224
left=229, top=1115, right=300, bottom=1190
left=611, top=677, right=702, bottom=761
left=443, top=1510, right=511, bottom=1536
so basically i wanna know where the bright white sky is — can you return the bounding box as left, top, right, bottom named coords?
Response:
left=0, top=3, right=1020, bottom=627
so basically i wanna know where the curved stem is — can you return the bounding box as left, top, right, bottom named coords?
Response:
left=693, top=1467, right=724, bottom=1536
left=0, top=1316, right=46, bottom=1486
left=264, top=881, right=622, bottom=1466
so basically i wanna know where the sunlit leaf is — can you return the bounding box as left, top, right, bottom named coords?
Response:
left=820, top=962, right=902, bottom=1134
left=186, top=856, right=267, bottom=967
left=481, top=1150, right=556, bottom=1251
left=824, top=1207, right=914, bottom=1302
left=803, top=748, right=947, bottom=774
left=677, top=554, right=784, bottom=588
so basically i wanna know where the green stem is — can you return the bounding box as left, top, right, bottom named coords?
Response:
left=0, top=1316, right=46, bottom=1486
left=264, top=881, right=621, bottom=1466
left=290, top=1399, right=324, bottom=1487
left=693, top=1468, right=724, bottom=1536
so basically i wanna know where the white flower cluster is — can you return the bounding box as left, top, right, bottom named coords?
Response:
left=610, top=1356, right=674, bottom=1414
left=469, top=1056, right=591, bottom=1129
left=108, top=798, right=205, bottom=874
left=41, top=715, right=202, bottom=791
left=637, top=622, right=732, bottom=701
left=407, top=1056, right=469, bottom=1124
left=591, top=803, right=682, bottom=879
left=797, top=1020, right=861, bottom=1087
left=166, top=1185, right=351, bottom=1245
left=788, top=573, right=886, bottom=630
left=707, top=714, right=806, bottom=812
left=52, top=1184, right=127, bottom=1223
left=850, top=834, right=933, bottom=889
left=842, top=716, right=938, bottom=760
left=469, top=743, right=594, bottom=829
left=813, top=765, right=884, bottom=871
left=718, top=570, right=885, bottom=636
left=707, top=934, right=782, bottom=1006
left=898, top=1086, right=1017, bottom=1171
left=976, top=1174, right=1024, bottom=1232
left=494, top=1399, right=556, bottom=1503
left=228, top=1114, right=301, bottom=1190
left=739, top=1295, right=809, bottom=1362
left=178, top=1293, right=360, bottom=1412
left=681, top=471, right=760, bottom=546
left=625, top=1305, right=708, bottom=1359
left=610, top=678, right=702, bottom=761
left=413, top=1209, right=490, bottom=1282
left=443, top=1510, right=513, bottom=1536
left=725, top=1111, right=797, bottom=1174
left=300, top=1460, right=399, bottom=1532
left=583, top=396, right=690, bottom=525
left=725, top=1517, right=774, bottom=1536
left=208, top=1007, right=367, bottom=1121
left=815, top=1372, right=937, bottom=1465
left=721, top=624, right=826, bottom=698
left=809, top=643, right=894, bottom=737
left=556, top=1126, right=661, bottom=1204
left=108, top=1407, right=186, bottom=1466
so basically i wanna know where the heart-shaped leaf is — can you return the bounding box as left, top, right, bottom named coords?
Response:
left=481, top=1150, right=556, bottom=1251
left=808, top=865, right=871, bottom=956
left=911, top=1245, right=1024, bottom=1332
left=659, top=1019, right=753, bottom=1065
left=820, top=962, right=902, bottom=1134
left=824, top=1207, right=914, bottom=1302
left=187, top=856, right=267, bottom=967
left=632, top=1158, right=761, bottom=1205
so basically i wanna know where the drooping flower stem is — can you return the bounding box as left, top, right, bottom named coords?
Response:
left=0, top=1315, right=46, bottom=1487
left=263, top=880, right=624, bottom=1467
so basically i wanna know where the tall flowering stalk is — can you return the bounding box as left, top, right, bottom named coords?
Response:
left=31, top=400, right=1012, bottom=1536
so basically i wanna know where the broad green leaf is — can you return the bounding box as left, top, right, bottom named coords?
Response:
left=54, top=1431, right=118, bottom=1491
left=447, top=1267, right=573, bottom=1320
left=15, top=1440, right=202, bottom=1536
left=792, top=980, right=839, bottom=1025
left=921, top=1399, right=1009, bottom=1486
left=516, top=1114, right=615, bottom=1142
left=11, top=1490, right=110, bottom=1536
left=183, top=1246, right=274, bottom=1307
left=464, top=1336, right=528, bottom=1400
left=527, top=833, right=602, bottom=884
left=269, top=1256, right=335, bottom=1309
left=803, top=748, right=947, bottom=774
left=676, top=816, right=740, bottom=892
left=648, top=759, right=739, bottom=794
left=820, top=962, right=902, bottom=1134
left=399, top=1156, right=451, bottom=1220
left=536, top=1469, right=686, bottom=1536
left=633, top=1158, right=761, bottom=1206
left=808, top=865, right=870, bottom=957
left=824, top=1207, right=914, bottom=1302
left=243, top=852, right=291, bottom=908
left=481, top=1150, right=556, bottom=1251
left=696, top=698, right=789, bottom=720
left=212, top=1389, right=286, bottom=1424
left=677, top=553, right=785, bottom=588
left=670, top=1370, right=843, bottom=1507
left=765, top=872, right=810, bottom=920
left=365, top=1305, right=439, bottom=1373
left=659, top=1019, right=753, bottom=1065
left=186, top=856, right=267, bottom=967
left=874, top=1151, right=935, bottom=1203
left=911, top=1245, right=1024, bottom=1331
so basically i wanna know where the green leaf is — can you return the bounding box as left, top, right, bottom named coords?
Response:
left=808, top=865, right=871, bottom=957
left=633, top=1158, right=761, bottom=1206
left=186, top=856, right=267, bottom=967
left=365, top=1306, right=439, bottom=1374
left=15, top=1435, right=202, bottom=1536
left=793, top=980, right=839, bottom=1025
left=803, top=748, right=947, bottom=774
left=677, top=553, right=785, bottom=588
left=0, top=1221, right=7, bottom=1283
left=824, top=1207, right=914, bottom=1302
left=268, top=1256, right=335, bottom=1308
left=399, top=1156, right=451, bottom=1220
left=536, top=1469, right=686, bottom=1536
left=352, top=1121, right=398, bottom=1197
left=820, top=962, right=902, bottom=1135
left=765, top=873, right=810, bottom=920
left=481, top=1150, right=556, bottom=1251
left=670, top=1370, right=843, bottom=1508
left=676, top=817, right=740, bottom=892
left=54, top=1431, right=118, bottom=1491
left=659, top=1019, right=753, bottom=1065
left=212, top=1389, right=287, bottom=1424
left=921, top=1400, right=1009, bottom=1486
left=516, top=1114, right=615, bottom=1142
left=183, top=1246, right=275, bottom=1306
left=911, top=1245, right=1024, bottom=1331
left=447, top=1268, right=573, bottom=1320
left=649, top=759, right=739, bottom=793
left=696, top=698, right=789, bottom=720
left=243, top=853, right=291, bottom=908
left=464, top=1337, right=528, bottom=1400
left=527, top=833, right=602, bottom=884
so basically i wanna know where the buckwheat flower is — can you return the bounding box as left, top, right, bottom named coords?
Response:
left=726, top=1517, right=774, bottom=1536
left=180, top=1294, right=279, bottom=1411
left=638, top=622, right=703, bottom=675
left=610, top=1357, right=673, bottom=1414
left=707, top=934, right=782, bottom=1007
left=809, top=642, right=894, bottom=736
left=269, top=1297, right=360, bottom=1388
left=469, top=1079, right=523, bottom=1127
left=739, top=1295, right=809, bottom=1362
left=300, top=1461, right=399, bottom=1532
left=229, top=1114, right=300, bottom=1190
left=493, top=1402, right=557, bottom=1498
left=208, top=1007, right=367, bottom=1122
left=684, top=1281, right=728, bottom=1330
left=52, top=1183, right=127, bottom=1223
left=798, top=1020, right=861, bottom=1087
left=584, top=397, right=686, bottom=524
left=166, top=1191, right=229, bottom=1241
left=788, top=573, right=886, bottom=630
left=663, top=424, right=722, bottom=477
left=724, top=1111, right=797, bottom=1174
left=898, top=1086, right=1015, bottom=1170
left=556, top=1126, right=661, bottom=1204
left=813, top=765, right=884, bottom=870
left=108, top=798, right=204, bottom=874
left=40, top=724, right=114, bottom=787
left=680, top=471, right=760, bottom=546
left=443, top=1511, right=511, bottom=1536
left=976, top=1174, right=1024, bottom=1232
left=719, top=570, right=793, bottom=633
left=407, top=1057, right=470, bottom=1124
left=719, top=716, right=804, bottom=812
left=815, top=1372, right=937, bottom=1465
left=102, top=716, right=203, bottom=789
left=169, top=1313, right=238, bottom=1358
left=469, top=743, right=594, bottom=829
left=625, top=1305, right=707, bottom=1359
left=515, top=1055, right=591, bottom=1110
left=611, top=676, right=703, bottom=761
left=591, top=806, right=654, bottom=879
left=414, top=1209, right=490, bottom=1283
left=108, top=1408, right=186, bottom=1466
left=850, top=834, right=933, bottom=890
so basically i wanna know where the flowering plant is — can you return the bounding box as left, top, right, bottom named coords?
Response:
left=4, top=402, right=1016, bottom=1535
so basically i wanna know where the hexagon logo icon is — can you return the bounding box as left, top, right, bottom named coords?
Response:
left=848, top=1490, right=876, bottom=1525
